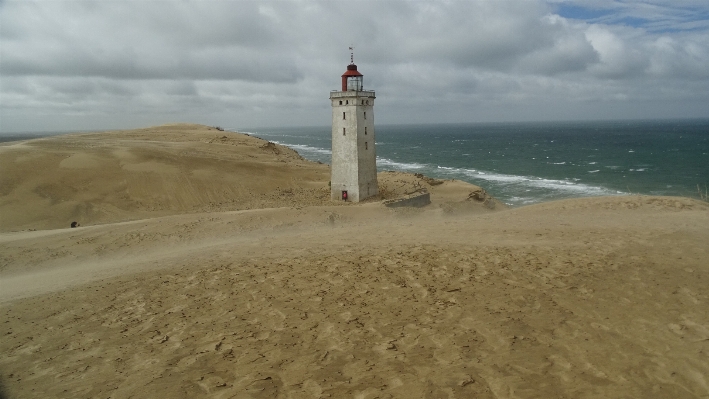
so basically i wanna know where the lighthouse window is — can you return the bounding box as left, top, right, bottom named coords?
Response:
left=365, top=142, right=368, bottom=150
left=361, top=100, right=364, bottom=105
left=364, top=112, right=366, bottom=120
left=343, top=112, right=346, bottom=120
left=339, top=100, right=342, bottom=105
left=346, top=100, right=349, bottom=105
left=365, top=127, right=367, bottom=135
left=343, top=128, right=346, bottom=136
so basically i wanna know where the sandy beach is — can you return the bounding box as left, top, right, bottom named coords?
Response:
left=1, top=124, right=707, bottom=398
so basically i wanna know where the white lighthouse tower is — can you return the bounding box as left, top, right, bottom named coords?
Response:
left=330, top=51, right=378, bottom=202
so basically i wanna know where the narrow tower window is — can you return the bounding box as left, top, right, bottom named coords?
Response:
left=343, top=128, right=346, bottom=135
left=364, top=112, right=366, bottom=120
left=365, top=142, right=368, bottom=150
left=343, top=112, right=346, bottom=120
left=365, top=127, right=367, bottom=135
left=339, top=100, right=342, bottom=105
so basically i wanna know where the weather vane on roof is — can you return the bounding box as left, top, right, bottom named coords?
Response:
left=349, top=46, right=354, bottom=64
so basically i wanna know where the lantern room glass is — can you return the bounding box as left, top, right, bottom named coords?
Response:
left=347, top=76, right=363, bottom=91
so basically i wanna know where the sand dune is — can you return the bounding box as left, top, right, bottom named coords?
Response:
left=0, top=124, right=499, bottom=232
left=0, top=124, right=331, bottom=231
left=1, top=124, right=708, bottom=398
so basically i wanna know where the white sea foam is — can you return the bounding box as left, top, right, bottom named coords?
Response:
left=377, top=158, right=426, bottom=170
left=425, top=164, right=620, bottom=198
left=263, top=134, right=298, bottom=139
left=285, top=143, right=332, bottom=156
left=266, top=141, right=332, bottom=160
left=259, top=141, right=430, bottom=172
left=506, top=196, right=538, bottom=205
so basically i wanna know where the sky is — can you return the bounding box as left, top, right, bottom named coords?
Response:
left=1, top=0, right=709, bottom=133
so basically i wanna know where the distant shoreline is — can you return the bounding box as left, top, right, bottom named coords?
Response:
left=7, top=120, right=706, bottom=205
left=0, top=131, right=85, bottom=144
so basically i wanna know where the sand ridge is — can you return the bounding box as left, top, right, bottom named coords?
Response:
left=1, top=124, right=708, bottom=398
left=0, top=124, right=498, bottom=232
left=0, top=124, right=330, bottom=231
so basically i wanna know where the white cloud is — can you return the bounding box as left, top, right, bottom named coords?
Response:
left=647, top=34, right=709, bottom=79
left=585, top=25, right=649, bottom=78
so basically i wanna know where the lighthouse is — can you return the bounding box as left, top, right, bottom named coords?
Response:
left=330, top=51, right=377, bottom=202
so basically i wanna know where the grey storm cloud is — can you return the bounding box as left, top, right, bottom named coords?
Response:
left=1, top=0, right=708, bottom=132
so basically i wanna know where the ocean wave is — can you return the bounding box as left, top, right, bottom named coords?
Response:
left=227, top=128, right=256, bottom=135
left=229, top=128, right=304, bottom=137
left=424, top=164, right=620, bottom=197
left=271, top=141, right=332, bottom=156
left=506, top=196, right=539, bottom=205
left=377, top=158, right=426, bottom=170
left=519, top=177, right=617, bottom=196
left=264, top=133, right=322, bottom=139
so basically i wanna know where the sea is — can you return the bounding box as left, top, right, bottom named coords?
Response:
left=2, top=120, right=707, bottom=206
left=235, top=120, right=708, bottom=206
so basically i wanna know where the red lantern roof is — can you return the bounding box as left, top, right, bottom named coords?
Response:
left=341, top=64, right=363, bottom=77
left=341, top=63, right=363, bottom=91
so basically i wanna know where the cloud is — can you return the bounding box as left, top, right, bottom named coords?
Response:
left=647, top=34, right=709, bottom=78
left=516, top=15, right=600, bottom=75
left=1, top=1, right=298, bottom=82
left=1, top=0, right=708, bottom=132
left=585, top=25, right=649, bottom=78
left=550, top=0, right=709, bottom=32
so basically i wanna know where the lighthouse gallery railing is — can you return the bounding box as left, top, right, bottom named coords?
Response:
left=330, top=90, right=376, bottom=98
